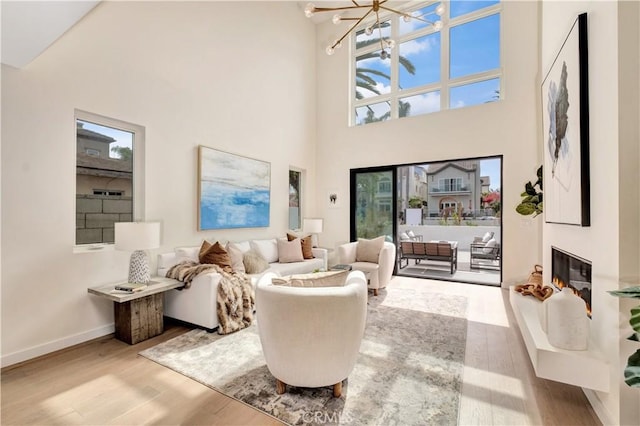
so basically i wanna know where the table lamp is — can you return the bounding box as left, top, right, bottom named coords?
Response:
left=303, top=217, right=323, bottom=247
left=115, top=222, right=160, bottom=284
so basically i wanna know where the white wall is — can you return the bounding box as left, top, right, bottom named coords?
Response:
left=0, top=1, right=316, bottom=366
left=541, top=1, right=639, bottom=424
left=314, top=1, right=541, bottom=285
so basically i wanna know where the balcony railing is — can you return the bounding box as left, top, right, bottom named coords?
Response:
left=429, top=185, right=470, bottom=193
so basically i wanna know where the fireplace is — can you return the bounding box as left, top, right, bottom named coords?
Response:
left=551, top=246, right=592, bottom=318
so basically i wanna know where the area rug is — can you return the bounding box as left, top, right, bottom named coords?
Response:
left=140, top=285, right=468, bottom=425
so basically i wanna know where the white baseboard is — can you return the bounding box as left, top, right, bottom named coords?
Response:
left=1, top=324, right=114, bottom=368
left=583, top=388, right=615, bottom=426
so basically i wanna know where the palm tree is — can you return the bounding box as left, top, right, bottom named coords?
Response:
left=356, top=36, right=416, bottom=122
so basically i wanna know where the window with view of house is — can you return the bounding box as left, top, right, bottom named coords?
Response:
left=75, top=110, right=145, bottom=249
left=289, top=169, right=302, bottom=230
left=352, top=0, right=501, bottom=125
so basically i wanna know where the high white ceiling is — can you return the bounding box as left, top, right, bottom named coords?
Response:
left=0, top=1, right=372, bottom=69
left=1, top=0, right=101, bottom=69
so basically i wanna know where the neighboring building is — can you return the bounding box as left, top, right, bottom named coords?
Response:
left=480, top=176, right=491, bottom=194
left=397, top=165, right=428, bottom=214
left=425, top=161, right=482, bottom=217
left=76, top=123, right=133, bottom=244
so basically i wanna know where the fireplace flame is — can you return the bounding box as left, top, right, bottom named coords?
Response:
left=552, top=277, right=592, bottom=318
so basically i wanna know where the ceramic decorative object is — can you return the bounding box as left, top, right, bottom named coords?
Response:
left=546, top=288, right=589, bottom=350
left=539, top=300, right=549, bottom=333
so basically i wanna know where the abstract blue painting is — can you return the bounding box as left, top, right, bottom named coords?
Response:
left=198, top=146, right=270, bottom=230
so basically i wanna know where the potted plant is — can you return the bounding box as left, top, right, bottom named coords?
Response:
left=516, top=165, right=543, bottom=217
left=608, top=286, right=640, bottom=387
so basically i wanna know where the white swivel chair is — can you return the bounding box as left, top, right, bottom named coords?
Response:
left=255, top=271, right=368, bottom=397
left=337, top=241, right=396, bottom=296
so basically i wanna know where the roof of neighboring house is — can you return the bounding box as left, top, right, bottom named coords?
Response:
left=480, top=176, right=491, bottom=185
left=77, top=126, right=116, bottom=144
left=426, top=161, right=478, bottom=175
left=76, top=152, right=132, bottom=179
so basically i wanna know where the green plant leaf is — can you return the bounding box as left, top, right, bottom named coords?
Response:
left=516, top=203, right=535, bottom=215
left=624, top=349, right=640, bottom=387
left=525, top=182, right=536, bottom=195
left=608, top=286, right=640, bottom=299
left=628, top=333, right=640, bottom=342
left=630, top=306, right=640, bottom=334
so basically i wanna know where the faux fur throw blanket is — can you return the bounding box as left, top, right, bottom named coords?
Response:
left=165, top=261, right=255, bottom=335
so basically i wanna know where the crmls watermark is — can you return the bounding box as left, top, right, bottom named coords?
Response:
left=301, top=410, right=354, bottom=424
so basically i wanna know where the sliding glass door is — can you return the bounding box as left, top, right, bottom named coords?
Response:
left=350, top=156, right=502, bottom=286
left=350, top=167, right=396, bottom=242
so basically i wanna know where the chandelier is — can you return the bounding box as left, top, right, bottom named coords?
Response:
left=304, top=1, right=445, bottom=58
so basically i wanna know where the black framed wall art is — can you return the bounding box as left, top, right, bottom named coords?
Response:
left=542, top=13, right=590, bottom=226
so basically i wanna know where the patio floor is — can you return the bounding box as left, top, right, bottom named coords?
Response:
left=396, top=249, right=501, bottom=286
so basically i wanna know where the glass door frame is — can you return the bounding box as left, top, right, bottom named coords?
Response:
left=349, top=155, right=503, bottom=286
left=349, top=166, right=398, bottom=243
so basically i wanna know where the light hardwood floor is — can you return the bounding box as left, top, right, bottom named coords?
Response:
left=1, top=276, right=601, bottom=425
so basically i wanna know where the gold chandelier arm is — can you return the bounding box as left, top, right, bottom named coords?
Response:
left=331, top=8, right=375, bottom=49
left=312, top=5, right=369, bottom=13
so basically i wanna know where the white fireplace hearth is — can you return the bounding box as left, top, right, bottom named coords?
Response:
left=509, top=288, right=609, bottom=392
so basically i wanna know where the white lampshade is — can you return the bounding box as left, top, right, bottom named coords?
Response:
left=115, top=222, right=160, bottom=284
left=115, top=222, right=160, bottom=251
left=303, top=218, right=323, bottom=234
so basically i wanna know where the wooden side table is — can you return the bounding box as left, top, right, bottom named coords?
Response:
left=88, top=277, right=184, bottom=344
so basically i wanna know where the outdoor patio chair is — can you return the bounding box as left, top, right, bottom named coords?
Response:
left=470, top=241, right=501, bottom=270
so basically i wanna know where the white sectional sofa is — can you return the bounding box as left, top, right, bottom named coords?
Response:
left=157, top=238, right=328, bottom=331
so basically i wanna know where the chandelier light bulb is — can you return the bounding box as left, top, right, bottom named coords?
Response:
left=304, top=3, right=316, bottom=18
left=435, top=4, right=445, bottom=16
left=380, top=50, right=388, bottom=60
left=433, top=20, right=443, bottom=31
left=365, top=26, right=373, bottom=36
left=326, top=46, right=335, bottom=55
left=335, top=40, right=343, bottom=49
left=332, top=14, right=342, bottom=25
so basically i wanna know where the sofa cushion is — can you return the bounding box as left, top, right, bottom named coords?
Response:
left=175, top=246, right=200, bottom=263
left=199, top=241, right=233, bottom=272
left=267, top=258, right=324, bottom=276
left=250, top=239, right=279, bottom=263
left=228, top=240, right=251, bottom=253
left=272, top=270, right=348, bottom=287
left=483, top=238, right=498, bottom=254
left=286, top=233, right=314, bottom=259
left=278, top=238, right=304, bottom=263
left=356, top=236, right=385, bottom=263
left=243, top=249, right=269, bottom=274
left=226, top=242, right=246, bottom=273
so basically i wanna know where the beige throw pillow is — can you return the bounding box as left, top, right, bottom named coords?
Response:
left=356, top=236, right=385, bottom=263
left=277, top=238, right=304, bottom=263
left=243, top=249, right=269, bottom=274
left=287, top=233, right=315, bottom=259
left=226, top=242, right=246, bottom=273
left=272, top=270, right=348, bottom=287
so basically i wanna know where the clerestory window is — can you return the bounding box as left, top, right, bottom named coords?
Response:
left=352, top=0, right=501, bottom=126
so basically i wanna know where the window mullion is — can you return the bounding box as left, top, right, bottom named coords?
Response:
left=390, top=14, right=399, bottom=119
left=440, top=5, right=450, bottom=111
